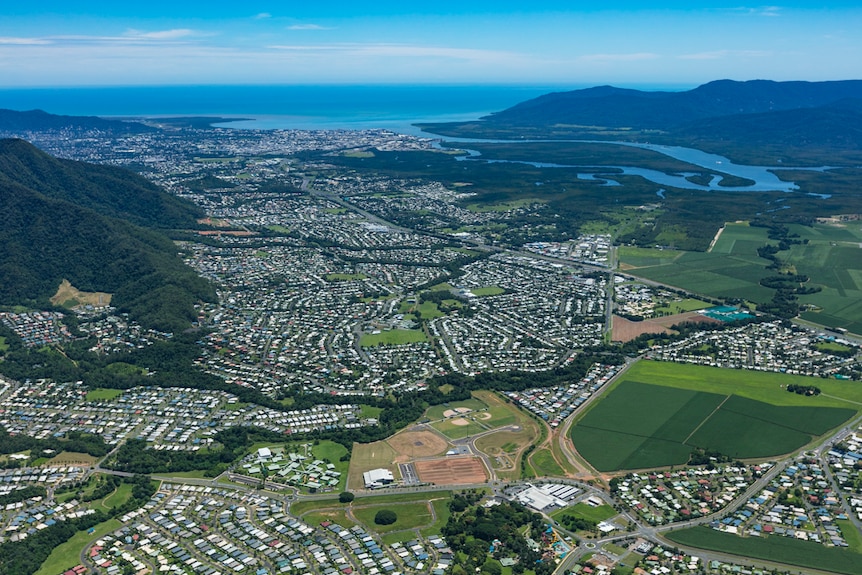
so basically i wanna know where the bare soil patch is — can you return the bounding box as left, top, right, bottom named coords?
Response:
left=450, top=418, right=470, bottom=426
left=415, top=456, right=487, bottom=485
left=50, top=279, right=112, bottom=308
left=612, top=312, right=720, bottom=343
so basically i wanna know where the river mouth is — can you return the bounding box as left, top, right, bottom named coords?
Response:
left=430, top=137, right=833, bottom=196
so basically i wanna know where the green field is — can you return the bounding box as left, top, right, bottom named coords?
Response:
left=352, top=501, right=435, bottom=533
left=653, top=298, right=713, bottom=315
left=469, top=286, right=505, bottom=297
left=325, top=273, right=368, bottom=281
left=102, top=483, right=134, bottom=508
left=620, top=222, right=862, bottom=334
left=432, top=417, right=487, bottom=440
left=85, top=388, right=124, bottom=402
left=667, top=526, right=862, bottom=575
left=360, top=329, right=427, bottom=347
left=552, top=503, right=617, bottom=523
left=35, top=518, right=123, bottom=575
left=0, top=336, right=8, bottom=351
left=425, top=397, right=489, bottom=420
left=529, top=448, right=565, bottom=477
left=570, top=362, right=858, bottom=471
left=400, top=300, right=446, bottom=319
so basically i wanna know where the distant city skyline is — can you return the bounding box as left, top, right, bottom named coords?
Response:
left=1, top=2, right=861, bottom=87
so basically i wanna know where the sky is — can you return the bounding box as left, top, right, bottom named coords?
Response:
left=1, top=2, right=861, bottom=88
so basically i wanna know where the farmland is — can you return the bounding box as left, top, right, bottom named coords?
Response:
left=619, top=222, right=862, bottom=335
left=570, top=362, right=858, bottom=472
left=666, top=526, right=862, bottom=575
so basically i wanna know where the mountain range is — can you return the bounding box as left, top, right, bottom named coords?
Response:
left=421, top=79, right=862, bottom=162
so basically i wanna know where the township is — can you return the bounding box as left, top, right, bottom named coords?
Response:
left=0, top=124, right=861, bottom=575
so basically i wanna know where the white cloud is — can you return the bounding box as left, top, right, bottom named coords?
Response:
left=579, top=53, right=659, bottom=62
left=0, top=37, right=51, bottom=45
left=287, top=24, right=334, bottom=31
left=678, top=49, right=772, bottom=60
left=254, top=12, right=272, bottom=20
left=125, top=29, right=197, bottom=40
left=269, top=42, right=515, bottom=61
left=732, top=6, right=782, bottom=17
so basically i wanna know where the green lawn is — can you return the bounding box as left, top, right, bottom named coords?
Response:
left=530, top=448, right=564, bottom=477
left=425, top=397, right=488, bottom=420
left=432, top=418, right=487, bottom=440
left=552, top=502, right=617, bottom=523
left=666, top=526, right=862, bottom=575
left=360, top=329, right=427, bottom=347
left=84, top=388, right=124, bottom=402
left=359, top=404, right=384, bottom=419
left=570, top=362, right=858, bottom=471
left=469, top=286, right=505, bottom=297
left=0, top=336, right=8, bottom=352
left=35, top=518, right=123, bottom=575
left=400, top=300, right=446, bottom=319
left=325, top=273, right=368, bottom=281
left=101, top=483, right=134, bottom=509
left=352, top=501, right=435, bottom=533
left=653, top=298, right=712, bottom=315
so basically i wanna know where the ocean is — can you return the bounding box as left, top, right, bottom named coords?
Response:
left=0, top=84, right=571, bottom=133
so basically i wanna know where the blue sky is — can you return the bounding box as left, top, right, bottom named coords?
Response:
left=1, top=2, right=860, bottom=87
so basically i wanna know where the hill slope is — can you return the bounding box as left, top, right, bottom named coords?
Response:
left=0, top=138, right=203, bottom=229
left=0, top=139, right=214, bottom=332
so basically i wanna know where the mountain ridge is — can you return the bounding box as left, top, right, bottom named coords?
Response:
left=0, top=139, right=215, bottom=332
left=486, top=79, right=862, bottom=129
left=0, top=138, right=203, bottom=229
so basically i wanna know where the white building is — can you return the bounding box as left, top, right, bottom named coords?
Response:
left=363, top=468, right=394, bottom=488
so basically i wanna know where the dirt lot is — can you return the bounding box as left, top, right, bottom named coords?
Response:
left=612, top=312, right=719, bottom=343
left=387, top=429, right=449, bottom=461
left=50, top=279, right=112, bottom=308
left=415, top=456, right=487, bottom=485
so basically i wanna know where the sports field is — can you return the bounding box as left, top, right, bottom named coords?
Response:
left=570, top=362, right=858, bottom=472
left=619, top=222, right=862, bottom=335
left=414, top=456, right=487, bottom=485
left=360, top=329, right=427, bottom=347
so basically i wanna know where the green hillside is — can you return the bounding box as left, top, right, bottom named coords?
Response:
left=0, top=139, right=214, bottom=332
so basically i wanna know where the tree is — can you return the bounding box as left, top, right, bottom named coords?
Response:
left=374, top=509, right=397, bottom=525
left=339, top=492, right=355, bottom=503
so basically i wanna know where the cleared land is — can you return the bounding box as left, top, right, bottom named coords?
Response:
left=50, top=279, right=112, bottom=308
left=570, top=362, right=858, bottom=472
left=414, top=456, right=487, bottom=485
left=611, top=312, right=718, bottom=343
left=46, top=452, right=98, bottom=467
left=620, top=222, right=862, bottom=335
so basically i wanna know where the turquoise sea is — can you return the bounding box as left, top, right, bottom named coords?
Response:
left=0, top=84, right=572, bottom=132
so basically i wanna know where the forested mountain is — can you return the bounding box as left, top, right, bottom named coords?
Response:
left=0, top=108, right=153, bottom=134
left=484, top=79, right=862, bottom=129
left=0, top=139, right=214, bottom=331
left=0, top=139, right=203, bottom=228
